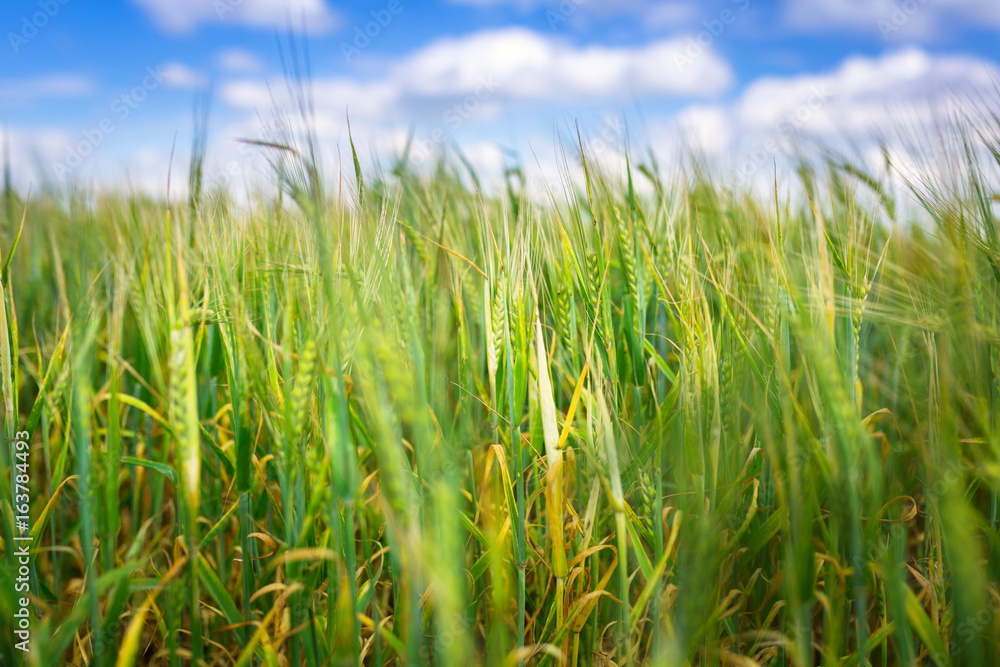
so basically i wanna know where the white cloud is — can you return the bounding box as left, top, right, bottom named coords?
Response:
left=212, top=28, right=729, bottom=194
left=673, top=105, right=732, bottom=155
left=646, top=2, right=698, bottom=28
left=160, top=62, right=209, bottom=89
left=649, top=47, right=1000, bottom=195
left=222, top=78, right=402, bottom=122
left=5, top=127, right=72, bottom=176
left=216, top=48, right=264, bottom=73
left=451, top=140, right=507, bottom=176
left=129, top=0, right=339, bottom=34
left=446, top=0, right=695, bottom=18
left=785, top=0, right=1000, bottom=40
left=734, top=49, right=996, bottom=134
left=0, top=75, right=94, bottom=106
left=16, top=33, right=995, bottom=207
left=390, top=28, right=732, bottom=100
left=645, top=48, right=997, bottom=159
left=220, top=28, right=733, bottom=133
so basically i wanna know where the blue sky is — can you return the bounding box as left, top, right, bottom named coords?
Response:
left=2, top=0, right=999, bottom=193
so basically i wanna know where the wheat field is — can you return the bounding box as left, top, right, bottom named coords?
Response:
left=2, top=96, right=1000, bottom=666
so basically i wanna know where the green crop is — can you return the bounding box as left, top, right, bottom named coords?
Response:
left=1, top=96, right=1000, bottom=667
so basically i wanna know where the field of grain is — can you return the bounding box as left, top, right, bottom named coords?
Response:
left=2, top=103, right=1000, bottom=666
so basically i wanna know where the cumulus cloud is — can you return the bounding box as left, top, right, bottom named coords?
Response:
left=0, top=75, right=94, bottom=107
left=160, top=62, right=209, bottom=89
left=652, top=48, right=1000, bottom=191
left=445, top=0, right=696, bottom=21
left=222, top=27, right=733, bottom=133
left=389, top=28, right=732, bottom=100
left=15, top=37, right=996, bottom=201
left=129, top=0, right=339, bottom=34
left=5, top=127, right=73, bottom=174
left=784, top=0, right=1000, bottom=41
left=222, top=78, right=402, bottom=122
left=645, top=2, right=699, bottom=28
left=216, top=48, right=264, bottom=73
left=213, top=26, right=732, bottom=191
left=673, top=105, right=732, bottom=155
left=734, top=49, right=996, bottom=135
